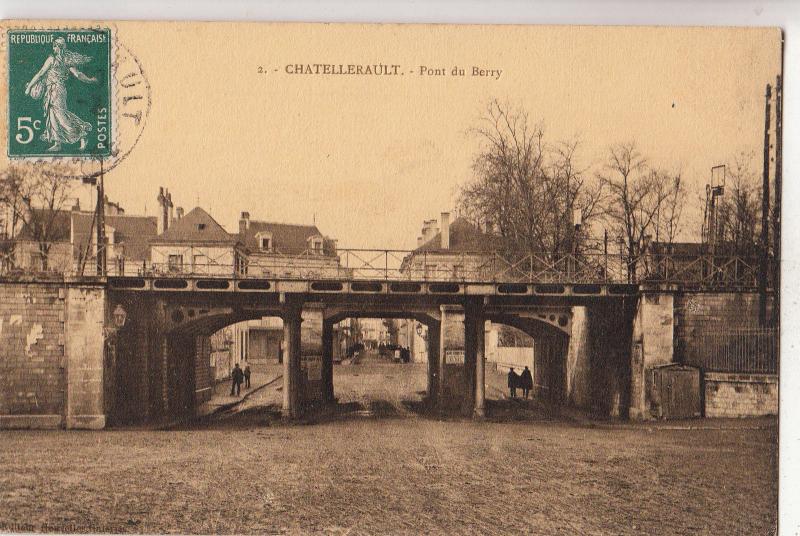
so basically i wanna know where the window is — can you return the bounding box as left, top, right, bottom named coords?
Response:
left=196, top=223, right=206, bottom=231
left=256, top=232, right=273, bottom=252
left=311, top=238, right=323, bottom=254
left=168, top=254, right=183, bottom=272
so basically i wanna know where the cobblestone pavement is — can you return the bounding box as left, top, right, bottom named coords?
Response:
left=0, top=363, right=778, bottom=535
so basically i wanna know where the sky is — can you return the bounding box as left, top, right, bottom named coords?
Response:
left=5, top=22, right=782, bottom=250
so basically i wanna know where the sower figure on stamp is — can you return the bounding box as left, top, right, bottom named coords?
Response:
left=520, top=366, right=533, bottom=399
left=243, top=364, right=251, bottom=389
left=24, top=37, right=98, bottom=152
left=507, top=368, right=519, bottom=398
left=230, top=363, right=244, bottom=397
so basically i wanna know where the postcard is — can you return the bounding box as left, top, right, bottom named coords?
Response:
left=0, top=20, right=782, bottom=534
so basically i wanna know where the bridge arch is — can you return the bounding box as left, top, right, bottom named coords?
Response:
left=486, top=313, right=570, bottom=403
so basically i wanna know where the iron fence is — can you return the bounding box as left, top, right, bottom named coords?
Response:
left=0, top=244, right=774, bottom=289
left=698, top=328, right=779, bottom=374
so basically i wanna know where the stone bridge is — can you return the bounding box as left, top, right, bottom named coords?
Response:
left=0, top=274, right=774, bottom=428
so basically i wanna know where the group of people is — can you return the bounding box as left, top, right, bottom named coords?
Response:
left=230, top=363, right=252, bottom=397
left=507, top=366, right=533, bottom=398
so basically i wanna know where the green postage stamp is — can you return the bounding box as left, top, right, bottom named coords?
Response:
left=7, top=29, right=111, bottom=158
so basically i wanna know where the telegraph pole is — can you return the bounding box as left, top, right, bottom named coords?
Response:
left=758, top=84, right=771, bottom=327
left=772, top=75, right=782, bottom=326
left=95, top=160, right=106, bottom=276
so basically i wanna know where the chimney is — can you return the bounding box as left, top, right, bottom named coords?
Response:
left=157, top=187, right=168, bottom=235
left=176, top=206, right=184, bottom=220
left=239, top=211, right=250, bottom=234
left=167, top=191, right=174, bottom=227
left=71, top=198, right=81, bottom=212
left=417, top=236, right=423, bottom=247
left=422, top=219, right=438, bottom=242
left=440, top=212, right=450, bottom=249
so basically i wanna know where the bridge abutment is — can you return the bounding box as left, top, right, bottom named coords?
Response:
left=629, top=291, right=675, bottom=420
left=282, top=302, right=303, bottom=419
left=64, top=284, right=107, bottom=429
left=321, top=319, right=335, bottom=404
left=467, top=300, right=486, bottom=419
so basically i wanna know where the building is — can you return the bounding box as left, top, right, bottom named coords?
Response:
left=10, top=198, right=157, bottom=276
left=401, top=212, right=496, bottom=281
left=236, top=211, right=340, bottom=278
left=149, top=206, right=247, bottom=277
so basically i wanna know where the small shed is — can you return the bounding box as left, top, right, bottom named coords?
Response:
left=649, top=364, right=701, bottom=419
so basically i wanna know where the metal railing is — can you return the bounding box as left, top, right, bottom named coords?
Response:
left=698, top=328, right=778, bottom=374
left=0, top=245, right=773, bottom=289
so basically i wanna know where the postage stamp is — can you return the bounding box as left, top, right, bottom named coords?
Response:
left=7, top=28, right=111, bottom=158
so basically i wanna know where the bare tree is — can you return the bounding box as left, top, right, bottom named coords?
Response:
left=655, top=171, right=686, bottom=245
left=0, top=163, right=75, bottom=271
left=596, top=142, right=685, bottom=281
left=458, top=100, right=603, bottom=262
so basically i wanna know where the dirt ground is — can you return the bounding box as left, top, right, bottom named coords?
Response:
left=0, top=360, right=778, bottom=535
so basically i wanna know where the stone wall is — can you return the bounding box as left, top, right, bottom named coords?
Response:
left=0, top=278, right=107, bottom=429
left=674, top=292, right=772, bottom=368
left=64, top=284, right=106, bottom=429
left=704, top=372, right=778, bottom=417
left=0, top=280, right=66, bottom=428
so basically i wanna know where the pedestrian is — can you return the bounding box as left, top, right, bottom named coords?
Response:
left=243, top=364, right=252, bottom=389
left=507, top=368, right=519, bottom=398
left=230, top=363, right=244, bottom=396
left=520, top=366, right=533, bottom=399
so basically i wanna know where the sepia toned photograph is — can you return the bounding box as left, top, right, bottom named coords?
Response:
left=0, top=16, right=785, bottom=535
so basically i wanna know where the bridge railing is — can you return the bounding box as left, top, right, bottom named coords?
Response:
left=125, top=248, right=768, bottom=289
left=0, top=240, right=771, bottom=289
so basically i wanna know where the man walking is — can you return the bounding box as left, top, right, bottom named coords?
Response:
left=243, top=364, right=252, bottom=389
left=507, top=368, right=519, bottom=398
left=230, top=363, right=244, bottom=397
left=520, top=366, right=533, bottom=399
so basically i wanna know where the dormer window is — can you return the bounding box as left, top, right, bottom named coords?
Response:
left=308, top=236, right=323, bottom=254
left=256, top=231, right=273, bottom=251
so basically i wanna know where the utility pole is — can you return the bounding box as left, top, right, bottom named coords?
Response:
left=95, top=160, right=106, bottom=277
left=758, top=84, right=772, bottom=327
left=772, top=75, right=782, bottom=326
